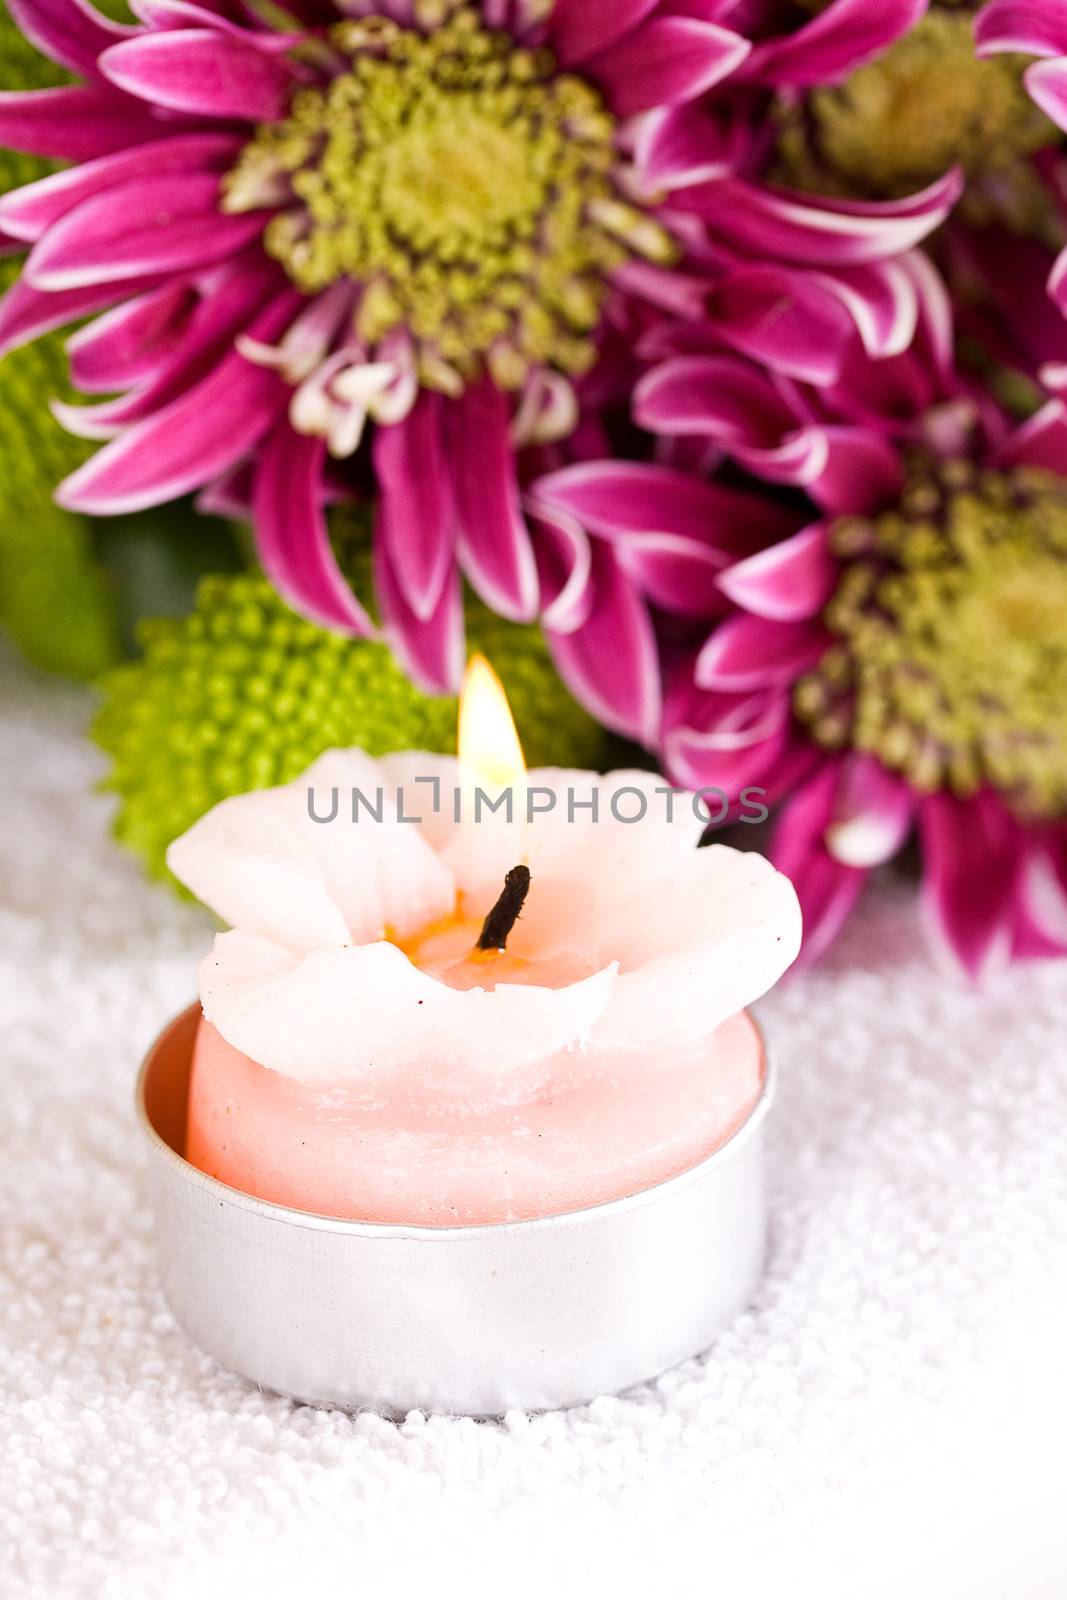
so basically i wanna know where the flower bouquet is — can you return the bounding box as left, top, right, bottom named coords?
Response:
left=2, top=0, right=1066, bottom=976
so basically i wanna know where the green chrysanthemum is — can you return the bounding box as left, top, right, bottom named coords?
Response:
left=93, top=570, right=606, bottom=884
left=0, top=5, right=117, bottom=677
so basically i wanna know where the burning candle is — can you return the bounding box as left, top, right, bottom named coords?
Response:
left=168, top=658, right=801, bottom=1225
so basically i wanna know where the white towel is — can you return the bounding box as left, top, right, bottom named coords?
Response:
left=2, top=647, right=1065, bottom=1600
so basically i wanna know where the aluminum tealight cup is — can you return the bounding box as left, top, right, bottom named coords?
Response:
left=136, top=1003, right=774, bottom=1416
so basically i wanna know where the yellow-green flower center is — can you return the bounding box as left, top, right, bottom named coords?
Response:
left=776, top=8, right=1059, bottom=229
left=794, top=462, right=1067, bottom=817
left=222, top=6, right=674, bottom=392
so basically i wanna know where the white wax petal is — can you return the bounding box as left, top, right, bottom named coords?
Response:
left=199, top=931, right=619, bottom=1100
left=590, top=844, right=802, bottom=1050
left=171, top=751, right=803, bottom=1098
left=296, top=751, right=455, bottom=941
left=377, top=752, right=463, bottom=855
left=167, top=750, right=455, bottom=953
left=166, top=789, right=351, bottom=953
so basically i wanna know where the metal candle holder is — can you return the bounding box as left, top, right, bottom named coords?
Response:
left=137, top=1004, right=774, bottom=1416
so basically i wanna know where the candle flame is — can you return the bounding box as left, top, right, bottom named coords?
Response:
left=458, top=654, right=526, bottom=789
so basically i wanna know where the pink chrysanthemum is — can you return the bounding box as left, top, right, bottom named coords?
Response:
left=0, top=0, right=957, bottom=736
left=534, top=258, right=1067, bottom=975
left=754, top=1, right=1067, bottom=396
left=969, top=2, right=1067, bottom=353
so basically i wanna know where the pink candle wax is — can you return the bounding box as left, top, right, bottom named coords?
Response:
left=186, top=1008, right=763, bottom=1225
left=168, top=749, right=800, bottom=1226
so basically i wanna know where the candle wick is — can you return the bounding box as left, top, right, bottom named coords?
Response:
left=476, top=865, right=531, bottom=952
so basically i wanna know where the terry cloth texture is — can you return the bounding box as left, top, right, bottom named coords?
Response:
left=1, top=646, right=1065, bottom=1600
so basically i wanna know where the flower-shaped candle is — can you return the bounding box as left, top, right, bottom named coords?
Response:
left=167, top=658, right=801, bottom=1226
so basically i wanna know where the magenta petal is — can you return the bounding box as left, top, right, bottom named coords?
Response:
left=666, top=0, right=752, bottom=19
left=587, top=19, right=750, bottom=117
left=58, top=254, right=283, bottom=433
left=253, top=423, right=374, bottom=637
left=0, top=272, right=163, bottom=357
left=919, top=790, right=1022, bottom=980
left=548, top=0, right=658, bottom=67
left=717, top=523, right=837, bottom=622
left=372, top=394, right=456, bottom=622
left=56, top=290, right=300, bottom=513
left=0, top=133, right=241, bottom=244
left=614, top=533, right=729, bottom=617
left=635, top=355, right=800, bottom=447
left=5, top=0, right=133, bottom=79
left=688, top=172, right=962, bottom=266
left=1012, top=903, right=1067, bottom=960
left=633, top=310, right=720, bottom=364
left=532, top=458, right=787, bottom=557
left=705, top=265, right=855, bottom=385
left=824, top=753, right=914, bottom=868
left=740, top=0, right=925, bottom=87
left=1046, top=241, right=1067, bottom=320
left=66, top=280, right=194, bottom=392
left=696, top=613, right=829, bottom=691
left=526, top=500, right=594, bottom=635
left=662, top=684, right=791, bottom=795
left=375, top=539, right=464, bottom=695
left=449, top=380, right=538, bottom=622
left=1024, top=58, right=1067, bottom=134
left=99, top=31, right=295, bottom=120
left=820, top=349, right=943, bottom=441
left=995, top=400, right=1067, bottom=471
left=771, top=760, right=868, bottom=965
left=975, top=0, right=1067, bottom=57
left=633, top=102, right=732, bottom=191
left=668, top=723, right=792, bottom=805
left=810, top=426, right=903, bottom=516
left=750, top=732, right=824, bottom=813
left=0, top=86, right=168, bottom=161
left=1018, top=843, right=1067, bottom=952
left=25, top=171, right=267, bottom=291
left=908, top=248, right=955, bottom=377
left=733, top=428, right=831, bottom=489
left=815, top=258, right=918, bottom=359
left=546, top=540, right=661, bottom=745
left=132, top=0, right=303, bottom=51
left=955, top=227, right=1067, bottom=379
left=534, top=462, right=794, bottom=609
left=52, top=389, right=156, bottom=440
left=197, top=460, right=252, bottom=519
left=611, top=259, right=710, bottom=319
left=533, top=459, right=709, bottom=538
